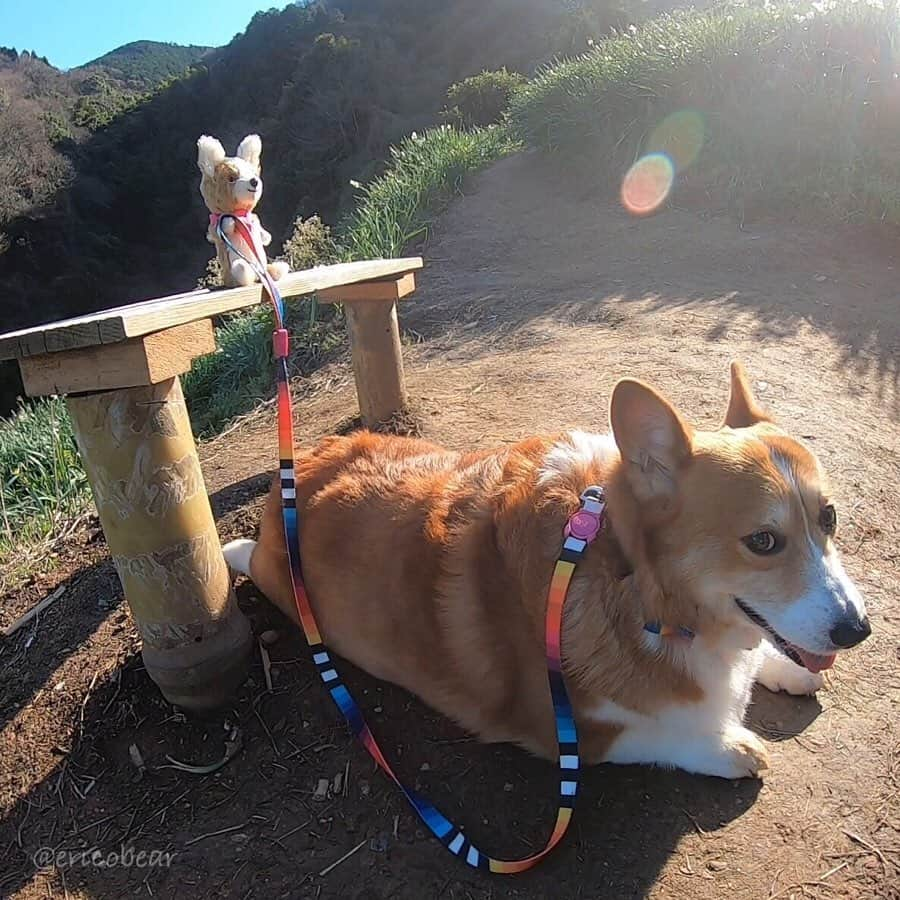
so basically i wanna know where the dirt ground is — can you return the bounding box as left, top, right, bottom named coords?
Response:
left=1, top=151, right=898, bottom=900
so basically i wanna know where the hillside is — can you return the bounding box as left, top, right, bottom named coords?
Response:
left=0, top=51, right=77, bottom=228
left=1, top=0, right=720, bottom=416
left=0, top=40, right=210, bottom=225
left=77, top=40, right=213, bottom=88
left=0, top=0, right=664, bottom=340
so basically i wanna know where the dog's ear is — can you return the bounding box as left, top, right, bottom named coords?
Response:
left=610, top=379, right=693, bottom=509
left=236, top=134, right=262, bottom=171
left=197, top=135, right=226, bottom=178
left=722, top=361, right=771, bottom=428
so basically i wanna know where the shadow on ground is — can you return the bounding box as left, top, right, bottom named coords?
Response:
left=0, top=579, right=776, bottom=900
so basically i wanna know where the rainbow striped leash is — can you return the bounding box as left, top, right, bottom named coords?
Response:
left=215, top=215, right=606, bottom=872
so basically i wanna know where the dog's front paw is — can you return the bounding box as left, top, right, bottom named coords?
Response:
left=757, top=646, right=824, bottom=696
left=721, top=726, right=770, bottom=779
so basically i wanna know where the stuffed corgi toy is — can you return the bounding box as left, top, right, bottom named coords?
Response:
left=197, top=134, right=290, bottom=287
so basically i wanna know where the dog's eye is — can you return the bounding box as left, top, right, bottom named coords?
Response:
left=743, top=531, right=782, bottom=555
left=820, top=504, right=837, bottom=535
left=228, top=175, right=237, bottom=183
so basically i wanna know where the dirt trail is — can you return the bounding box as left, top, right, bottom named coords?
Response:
left=1, top=152, right=898, bottom=900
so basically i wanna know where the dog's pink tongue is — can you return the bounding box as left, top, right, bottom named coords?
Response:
left=794, top=648, right=837, bottom=673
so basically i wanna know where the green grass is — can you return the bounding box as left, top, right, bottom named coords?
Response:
left=509, top=1, right=900, bottom=224
left=182, top=302, right=344, bottom=437
left=0, top=398, right=90, bottom=584
left=0, top=124, right=517, bottom=577
left=344, top=125, right=519, bottom=260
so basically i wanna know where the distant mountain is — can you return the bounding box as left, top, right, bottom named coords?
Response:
left=77, top=40, right=213, bottom=89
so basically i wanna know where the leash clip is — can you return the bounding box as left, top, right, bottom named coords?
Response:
left=564, top=486, right=606, bottom=543
left=273, top=328, right=289, bottom=359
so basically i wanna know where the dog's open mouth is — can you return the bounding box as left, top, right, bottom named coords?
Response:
left=735, top=599, right=836, bottom=673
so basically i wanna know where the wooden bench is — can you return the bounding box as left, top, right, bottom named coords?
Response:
left=0, top=258, right=422, bottom=709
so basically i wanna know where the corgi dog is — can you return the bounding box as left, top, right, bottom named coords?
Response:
left=224, top=363, right=870, bottom=779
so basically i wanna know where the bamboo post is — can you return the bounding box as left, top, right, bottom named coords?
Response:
left=66, top=377, right=252, bottom=709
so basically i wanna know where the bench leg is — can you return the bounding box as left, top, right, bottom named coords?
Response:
left=66, top=376, right=252, bottom=710
left=345, top=300, right=409, bottom=427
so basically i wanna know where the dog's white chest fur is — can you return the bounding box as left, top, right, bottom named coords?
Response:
left=588, top=639, right=822, bottom=778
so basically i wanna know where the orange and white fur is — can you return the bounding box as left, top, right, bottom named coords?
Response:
left=224, top=364, right=870, bottom=779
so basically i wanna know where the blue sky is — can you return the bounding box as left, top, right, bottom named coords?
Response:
left=2, top=0, right=286, bottom=69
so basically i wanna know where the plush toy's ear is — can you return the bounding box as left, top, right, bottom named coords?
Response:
left=236, top=134, right=262, bottom=170
left=197, top=135, right=226, bottom=178
left=722, top=361, right=772, bottom=428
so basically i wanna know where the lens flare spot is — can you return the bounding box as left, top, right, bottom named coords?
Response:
left=647, top=109, right=705, bottom=174
left=621, top=153, right=674, bottom=216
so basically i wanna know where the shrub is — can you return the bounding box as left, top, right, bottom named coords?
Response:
left=43, top=110, right=73, bottom=146
left=280, top=215, right=339, bottom=271
left=72, top=74, right=144, bottom=130
left=72, top=92, right=135, bottom=130
left=552, top=0, right=639, bottom=55
left=442, top=68, right=526, bottom=129
left=196, top=256, right=224, bottom=290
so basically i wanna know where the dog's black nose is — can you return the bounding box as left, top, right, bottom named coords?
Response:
left=249, top=177, right=259, bottom=189
left=830, top=615, right=871, bottom=649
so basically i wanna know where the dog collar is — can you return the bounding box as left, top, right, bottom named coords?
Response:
left=560, top=491, right=691, bottom=642
left=644, top=621, right=695, bottom=640
left=563, top=486, right=606, bottom=543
